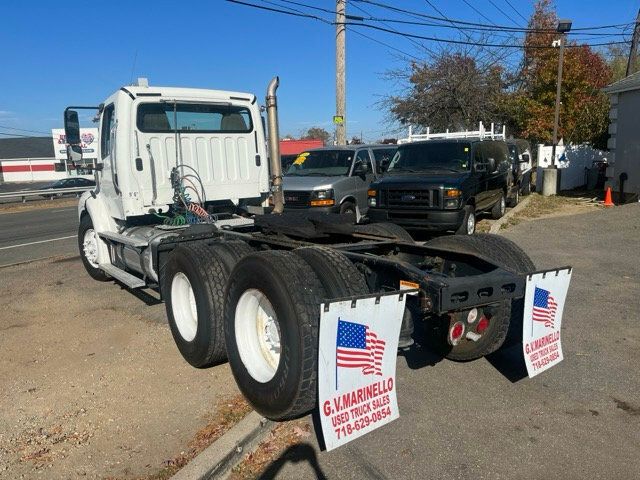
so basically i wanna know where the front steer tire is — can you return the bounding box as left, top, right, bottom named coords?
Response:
left=161, top=242, right=230, bottom=368
left=224, top=251, right=327, bottom=421
left=78, top=214, right=110, bottom=282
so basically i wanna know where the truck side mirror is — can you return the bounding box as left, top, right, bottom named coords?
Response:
left=64, top=109, right=81, bottom=145
left=487, top=157, right=496, bottom=173
left=353, top=161, right=369, bottom=178
left=520, top=153, right=530, bottom=163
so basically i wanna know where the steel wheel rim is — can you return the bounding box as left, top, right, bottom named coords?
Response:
left=235, top=289, right=281, bottom=383
left=171, top=272, right=198, bottom=342
left=467, top=212, right=475, bottom=235
left=83, top=229, right=99, bottom=268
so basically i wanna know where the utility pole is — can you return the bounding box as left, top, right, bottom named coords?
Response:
left=550, top=33, right=566, bottom=169
left=336, top=0, right=346, bottom=145
left=626, top=9, right=640, bottom=77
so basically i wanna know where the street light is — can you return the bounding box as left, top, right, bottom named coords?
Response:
left=544, top=18, right=572, bottom=196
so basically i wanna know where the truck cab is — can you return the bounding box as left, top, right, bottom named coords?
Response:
left=367, top=139, right=511, bottom=235
left=65, top=79, right=270, bottom=285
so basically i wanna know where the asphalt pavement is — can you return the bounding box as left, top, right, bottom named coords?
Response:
left=0, top=205, right=78, bottom=267
left=271, top=204, right=640, bottom=480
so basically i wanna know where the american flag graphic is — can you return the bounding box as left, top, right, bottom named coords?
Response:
left=336, top=319, right=386, bottom=386
left=532, top=287, right=558, bottom=328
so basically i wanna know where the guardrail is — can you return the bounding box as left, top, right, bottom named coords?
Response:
left=0, top=187, right=93, bottom=203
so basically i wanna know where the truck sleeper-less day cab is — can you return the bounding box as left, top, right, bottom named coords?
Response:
left=367, top=139, right=512, bottom=235
left=65, top=78, right=560, bottom=425
left=281, top=145, right=397, bottom=219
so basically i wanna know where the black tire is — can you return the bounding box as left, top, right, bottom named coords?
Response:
left=293, top=246, right=369, bottom=297
left=357, top=222, right=414, bottom=242
left=507, top=187, right=519, bottom=208
left=423, top=234, right=534, bottom=361
left=491, top=193, right=506, bottom=219
left=339, top=201, right=357, bottom=215
left=78, top=214, right=110, bottom=282
left=224, top=251, right=327, bottom=420
left=213, top=240, right=256, bottom=267
left=455, top=205, right=476, bottom=235
left=161, top=242, right=229, bottom=368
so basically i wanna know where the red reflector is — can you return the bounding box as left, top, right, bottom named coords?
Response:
left=451, top=322, right=464, bottom=339
left=477, top=316, right=489, bottom=334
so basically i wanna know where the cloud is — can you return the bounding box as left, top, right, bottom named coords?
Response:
left=0, top=110, right=14, bottom=117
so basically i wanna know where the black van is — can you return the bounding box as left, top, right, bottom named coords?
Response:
left=367, top=139, right=512, bottom=235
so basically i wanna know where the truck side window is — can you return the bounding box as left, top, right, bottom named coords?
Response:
left=100, top=104, right=115, bottom=160
left=473, top=143, right=485, bottom=170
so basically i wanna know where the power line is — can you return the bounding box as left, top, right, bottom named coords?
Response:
left=486, top=0, right=521, bottom=27
left=351, top=0, right=634, bottom=32
left=0, top=125, right=51, bottom=135
left=273, top=0, right=628, bottom=37
left=227, top=0, right=632, bottom=49
left=503, top=0, right=529, bottom=24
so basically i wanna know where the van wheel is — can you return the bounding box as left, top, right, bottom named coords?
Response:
left=161, top=242, right=229, bottom=368
left=339, top=201, right=356, bottom=215
left=491, top=194, right=506, bottom=219
left=507, top=188, right=519, bottom=208
left=224, top=251, right=327, bottom=420
left=455, top=206, right=475, bottom=235
left=78, top=214, right=110, bottom=281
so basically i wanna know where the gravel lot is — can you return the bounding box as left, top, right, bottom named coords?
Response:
left=0, top=255, right=240, bottom=479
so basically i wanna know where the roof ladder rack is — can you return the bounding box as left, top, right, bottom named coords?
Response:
left=398, top=122, right=506, bottom=144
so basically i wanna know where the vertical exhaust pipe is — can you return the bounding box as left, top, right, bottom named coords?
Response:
left=266, top=77, right=284, bottom=214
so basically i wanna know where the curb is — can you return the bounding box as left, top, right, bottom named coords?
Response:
left=171, top=411, right=274, bottom=480
left=489, top=194, right=533, bottom=234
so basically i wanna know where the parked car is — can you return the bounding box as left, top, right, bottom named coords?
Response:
left=367, top=139, right=512, bottom=235
left=506, top=139, right=534, bottom=206
left=281, top=145, right=397, bottom=218
left=40, top=177, right=95, bottom=197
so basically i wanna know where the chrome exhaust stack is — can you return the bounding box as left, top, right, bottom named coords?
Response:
left=266, top=77, right=284, bottom=214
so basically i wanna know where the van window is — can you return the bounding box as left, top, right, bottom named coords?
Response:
left=137, top=103, right=253, bottom=133
left=373, top=148, right=397, bottom=173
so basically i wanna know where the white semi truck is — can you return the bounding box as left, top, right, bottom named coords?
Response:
left=65, top=78, right=559, bottom=421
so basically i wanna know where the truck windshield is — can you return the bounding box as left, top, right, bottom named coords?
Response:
left=387, top=142, right=471, bottom=173
left=137, top=103, right=253, bottom=133
left=285, top=150, right=353, bottom=176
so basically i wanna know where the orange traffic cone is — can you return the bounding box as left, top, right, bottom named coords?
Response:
left=604, top=186, right=615, bottom=207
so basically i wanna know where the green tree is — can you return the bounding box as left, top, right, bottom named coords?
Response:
left=387, top=53, right=505, bottom=132
left=301, top=127, right=331, bottom=144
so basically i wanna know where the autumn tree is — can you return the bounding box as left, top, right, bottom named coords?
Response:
left=387, top=52, right=505, bottom=132
left=301, top=127, right=331, bottom=144
left=502, top=0, right=612, bottom=147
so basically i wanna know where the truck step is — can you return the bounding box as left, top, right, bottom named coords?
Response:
left=98, top=231, right=149, bottom=248
left=99, top=263, right=146, bottom=289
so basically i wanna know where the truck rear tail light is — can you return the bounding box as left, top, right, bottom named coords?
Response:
left=476, top=316, right=489, bottom=334
left=449, top=321, right=465, bottom=346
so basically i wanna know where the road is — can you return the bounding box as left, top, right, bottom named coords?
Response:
left=0, top=205, right=78, bottom=267
left=270, top=204, right=640, bottom=480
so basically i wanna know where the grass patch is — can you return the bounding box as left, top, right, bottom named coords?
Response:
left=0, top=197, right=78, bottom=214
left=127, top=394, right=252, bottom=480
left=229, top=420, right=312, bottom=480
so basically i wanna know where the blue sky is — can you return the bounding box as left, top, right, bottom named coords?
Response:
left=0, top=0, right=637, bottom=142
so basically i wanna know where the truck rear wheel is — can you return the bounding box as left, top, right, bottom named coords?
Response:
left=161, top=242, right=230, bottom=368
left=293, top=246, right=369, bottom=298
left=423, top=234, right=534, bottom=361
left=224, top=251, right=327, bottom=420
left=78, top=214, right=110, bottom=282
left=357, top=222, right=414, bottom=241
